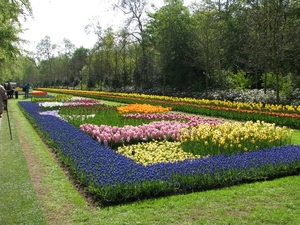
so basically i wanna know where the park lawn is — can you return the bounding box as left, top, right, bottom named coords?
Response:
left=0, top=98, right=300, bottom=224
left=0, top=98, right=46, bottom=224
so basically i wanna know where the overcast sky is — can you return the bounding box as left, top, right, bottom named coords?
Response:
left=20, top=0, right=173, bottom=53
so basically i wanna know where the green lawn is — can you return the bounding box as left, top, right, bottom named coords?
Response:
left=1, top=98, right=300, bottom=224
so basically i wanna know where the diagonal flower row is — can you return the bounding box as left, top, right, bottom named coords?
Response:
left=117, top=103, right=172, bottom=114
left=38, top=98, right=104, bottom=108
left=80, top=121, right=187, bottom=147
left=80, top=114, right=224, bottom=147
left=122, top=112, right=223, bottom=127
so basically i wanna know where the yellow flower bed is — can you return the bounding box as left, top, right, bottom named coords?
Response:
left=180, top=120, right=293, bottom=155
left=117, top=103, right=172, bottom=114
left=117, top=140, right=201, bottom=166
left=116, top=121, right=292, bottom=166
left=32, top=94, right=72, bottom=102
left=264, top=103, right=300, bottom=112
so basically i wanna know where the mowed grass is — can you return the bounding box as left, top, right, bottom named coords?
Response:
left=0, top=98, right=300, bottom=224
left=0, top=100, right=46, bottom=224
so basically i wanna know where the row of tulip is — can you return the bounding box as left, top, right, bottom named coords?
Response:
left=19, top=101, right=300, bottom=205
left=80, top=121, right=187, bottom=148
left=32, top=94, right=72, bottom=102
left=117, top=103, right=172, bottom=114
left=35, top=88, right=300, bottom=128
left=37, top=98, right=104, bottom=108
left=180, top=121, right=292, bottom=156
left=35, top=88, right=300, bottom=113
left=116, top=140, right=202, bottom=166
left=122, top=112, right=224, bottom=127
left=80, top=114, right=223, bottom=149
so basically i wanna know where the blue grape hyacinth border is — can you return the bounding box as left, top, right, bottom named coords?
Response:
left=19, top=101, right=300, bottom=205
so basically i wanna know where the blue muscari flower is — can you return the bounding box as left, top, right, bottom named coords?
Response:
left=19, top=101, right=300, bottom=202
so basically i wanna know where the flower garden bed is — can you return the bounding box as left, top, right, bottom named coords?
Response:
left=35, top=88, right=300, bottom=128
left=32, top=91, right=48, bottom=96
left=29, top=90, right=52, bottom=100
left=18, top=94, right=300, bottom=206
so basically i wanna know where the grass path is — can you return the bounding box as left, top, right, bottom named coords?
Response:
left=1, top=99, right=92, bottom=224
left=1, top=99, right=300, bottom=224
left=0, top=99, right=47, bottom=224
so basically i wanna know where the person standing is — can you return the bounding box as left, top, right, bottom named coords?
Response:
left=0, top=84, right=8, bottom=118
left=24, top=83, right=30, bottom=99
left=6, top=82, right=13, bottom=99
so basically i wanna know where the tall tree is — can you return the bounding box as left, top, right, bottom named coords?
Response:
left=0, top=0, right=32, bottom=82
left=36, top=36, right=56, bottom=86
left=115, top=0, right=150, bottom=90
left=57, top=39, right=76, bottom=86
left=148, top=0, right=193, bottom=92
left=234, top=0, right=299, bottom=102
left=70, top=47, right=89, bottom=87
left=190, top=1, right=224, bottom=96
left=19, top=56, right=40, bottom=86
left=118, top=29, right=131, bottom=87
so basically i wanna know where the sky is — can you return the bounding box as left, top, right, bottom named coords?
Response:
left=20, top=0, right=176, bottom=53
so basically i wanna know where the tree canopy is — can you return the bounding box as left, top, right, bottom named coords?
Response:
left=5, top=0, right=300, bottom=103
left=0, top=0, right=32, bottom=82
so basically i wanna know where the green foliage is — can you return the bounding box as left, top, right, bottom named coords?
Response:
left=0, top=0, right=32, bottom=60
left=228, top=70, right=252, bottom=90
left=147, top=0, right=194, bottom=88
left=189, top=3, right=224, bottom=91
left=262, top=72, right=294, bottom=98
left=0, top=1, right=32, bottom=83
left=6, top=0, right=300, bottom=98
